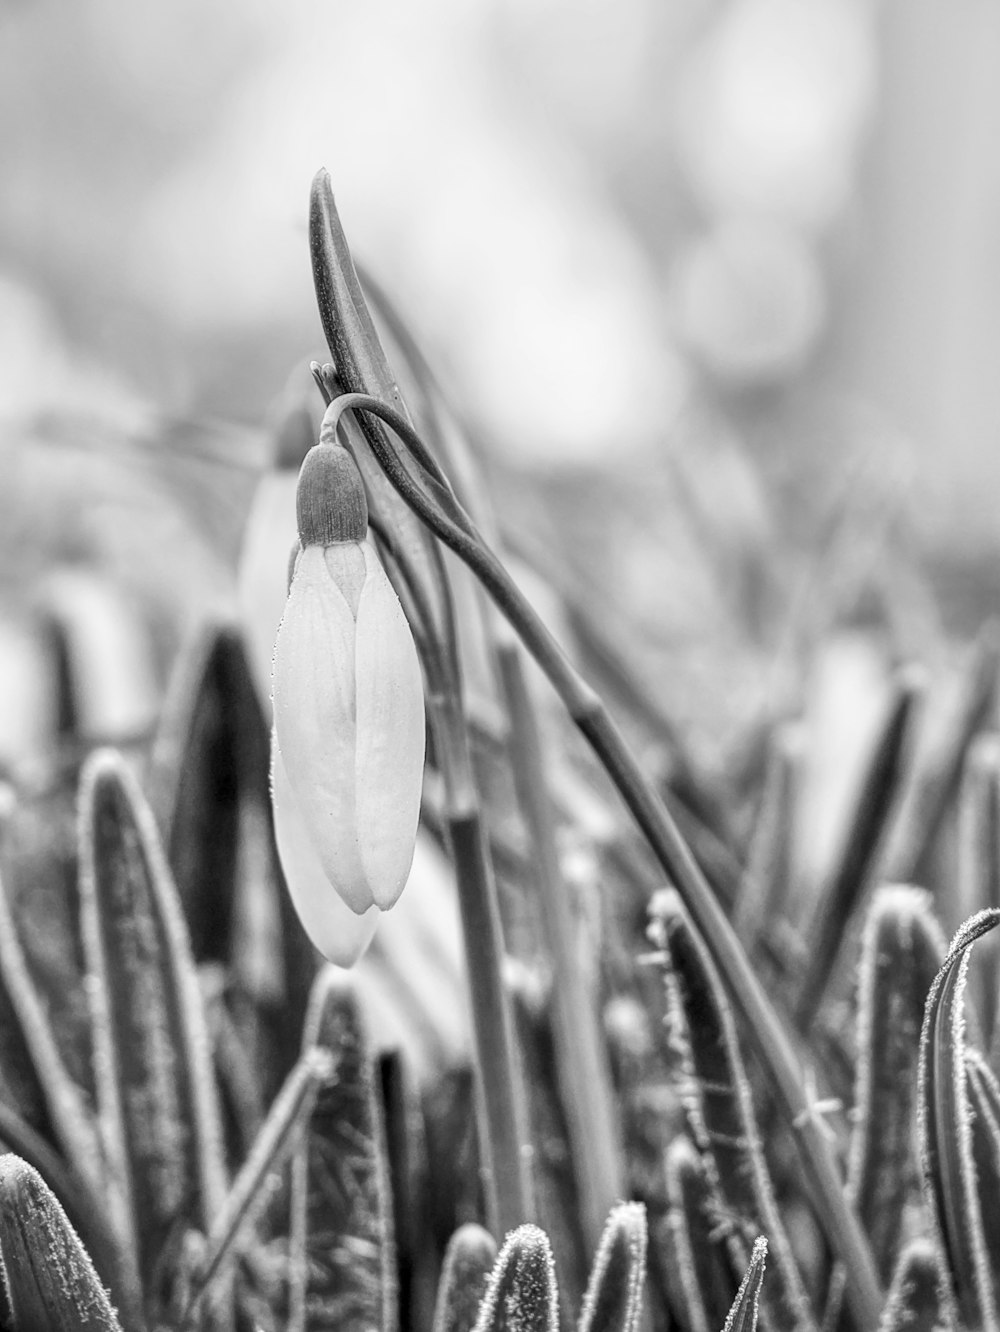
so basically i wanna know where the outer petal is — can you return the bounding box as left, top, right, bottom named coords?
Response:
left=272, top=544, right=371, bottom=913
left=270, top=731, right=379, bottom=966
left=354, top=544, right=426, bottom=910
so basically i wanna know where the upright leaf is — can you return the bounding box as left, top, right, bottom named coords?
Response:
left=892, top=623, right=1000, bottom=886
left=510, top=977, right=587, bottom=1313
left=875, top=1239, right=944, bottom=1332
left=796, top=669, right=922, bottom=1031
left=149, top=621, right=316, bottom=1087
left=473, top=1225, right=559, bottom=1332
left=577, top=1202, right=647, bottom=1332
left=0, top=1154, right=123, bottom=1332
left=0, top=862, right=102, bottom=1194
left=722, top=1237, right=767, bottom=1332
left=963, top=1047, right=1000, bottom=1312
left=149, top=624, right=276, bottom=978
left=381, top=1050, right=435, bottom=1332
left=287, top=967, right=396, bottom=1332
left=848, top=886, right=946, bottom=1281
left=957, top=734, right=1000, bottom=1041
left=734, top=721, right=803, bottom=964
left=659, top=1135, right=740, bottom=1332
left=433, top=1224, right=498, bottom=1332
left=650, top=892, right=818, bottom=1332
left=917, top=907, right=1000, bottom=1331
left=185, top=1047, right=333, bottom=1321
left=78, top=749, right=228, bottom=1323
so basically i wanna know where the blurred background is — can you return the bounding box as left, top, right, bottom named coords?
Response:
left=1, top=0, right=999, bottom=835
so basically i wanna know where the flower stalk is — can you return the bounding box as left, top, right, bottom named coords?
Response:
left=321, top=390, right=883, bottom=1331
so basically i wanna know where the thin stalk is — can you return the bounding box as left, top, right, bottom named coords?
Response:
left=447, top=806, right=534, bottom=1236
left=326, top=394, right=884, bottom=1330
left=495, top=636, right=626, bottom=1249
left=371, top=505, right=534, bottom=1238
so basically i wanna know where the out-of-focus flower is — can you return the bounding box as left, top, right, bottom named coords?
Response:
left=271, top=432, right=425, bottom=934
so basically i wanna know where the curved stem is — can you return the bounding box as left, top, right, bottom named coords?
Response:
left=333, top=395, right=883, bottom=1330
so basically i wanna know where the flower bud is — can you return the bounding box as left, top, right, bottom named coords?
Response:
left=271, top=443, right=425, bottom=920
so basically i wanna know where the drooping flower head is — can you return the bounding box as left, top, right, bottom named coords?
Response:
left=271, top=406, right=426, bottom=958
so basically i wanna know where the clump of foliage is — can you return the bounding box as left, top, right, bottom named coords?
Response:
left=0, top=171, right=997, bottom=1332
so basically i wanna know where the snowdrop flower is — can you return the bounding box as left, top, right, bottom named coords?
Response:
left=271, top=426, right=425, bottom=936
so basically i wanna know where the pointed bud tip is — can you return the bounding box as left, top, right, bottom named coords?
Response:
left=296, top=441, right=368, bottom=546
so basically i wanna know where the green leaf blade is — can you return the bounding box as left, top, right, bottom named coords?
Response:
left=917, top=906, right=1000, bottom=1331
left=722, top=1237, right=767, bottom=1332
left=650, top=891, right=818, bottom=1332
left=849, top=886, right=946, bottom=1282
left=287, top=966, right=397, bottom=1332
left=433, top=1224, right=498, bottom=1332
left=577, top=1202, right=647, bottom=1332
left=0, top=1153, right=123, bottom=1332
left=78, top=749, right=228, bottom=1322
left=473, top=1224, right=559, bottom=1332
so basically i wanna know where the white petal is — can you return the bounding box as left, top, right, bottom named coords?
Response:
left=354, top=545, right=425, bottom=910
left=270, top=732, right=378, bottom=966
left=272, top=544, right=371, bottom=913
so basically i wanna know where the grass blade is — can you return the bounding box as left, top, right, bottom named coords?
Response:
left=1, top=789, right=97, bottom=1106
left=473, top=1224, right=559, bottom=1332
left=0, top=858, right=101, bottom=1191
left=875, top=1239, right=943, bottom=1332
left=957, top=734, right=1000, bottom=1041
left=381, top=1050, right=435, bottom=1332
left=963, top=1047, right=1000, bottom=1313
left=287, top=967, right=397, bottom=1332
left=78, top=749, right=228, bottom=1321
left=0, top=852, right=101, bottom=1188
left=795, top=668, right=923, bottom=1031
left=0, top=1154, right=123, bottom=1332
left=186, top=1046, right=333, bottom=1322
left=577, top=1202, right=647, bottom=1332
left=891, top=624, right=1000, bottom=886
left=723, top=1237, right=768, bottom=1332
left=848, top=886, right=946, bottom=1282
left=142, top=622, right=345, bottom=1105
left=734, top=721, right=803, bottom=962
left=509, top=974, right=587, bottom=1312
left=659, top=1136, right=739, bottom=1332
left=498, top=639, right=626, bottom=1252
left=149, top=623, right=282, bottom=992
left=650, top=891, right=819, bottom=1332
left=917, top=907, right=1000, bottom=1330
left=432, top=1224, right=498, bottom=1332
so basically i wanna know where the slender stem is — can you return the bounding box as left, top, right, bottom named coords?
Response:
left=368, top=464, right=535, bottom=1235
left=332, top=395, right=884, bottom=1329
left=496, top=638, right=625, bottom=1247
left=431, top=690, right=535, bottom=1238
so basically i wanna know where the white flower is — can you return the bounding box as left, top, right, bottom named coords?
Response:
left=271, top=440, right=426, bottom=931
